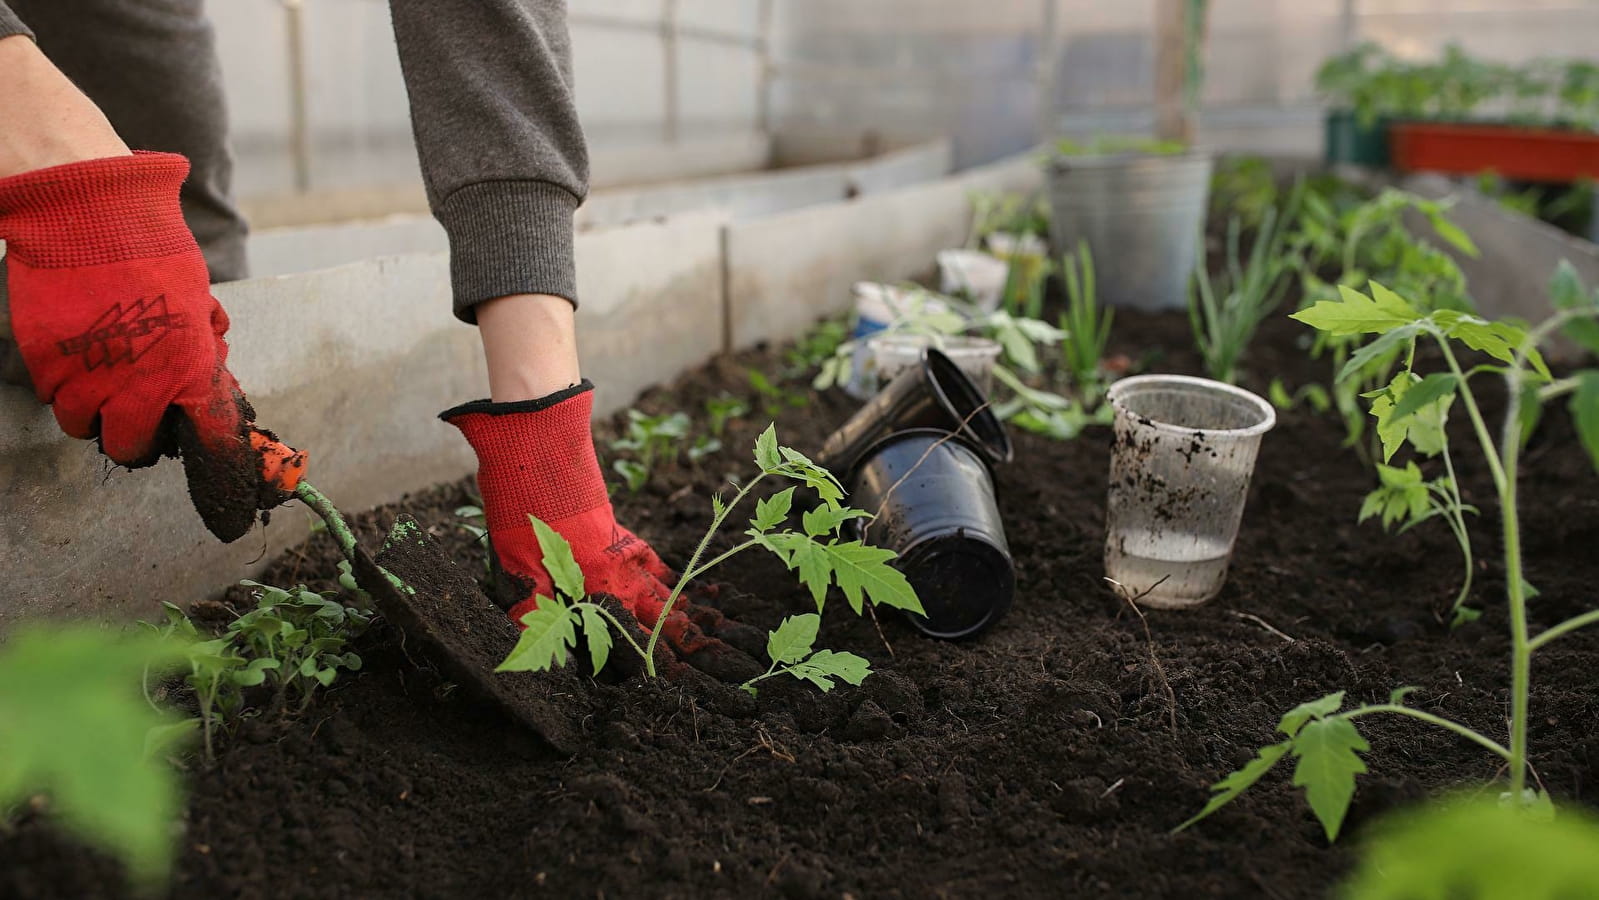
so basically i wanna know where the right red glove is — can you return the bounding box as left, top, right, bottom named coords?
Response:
left=0, top=152, right=278, bottom=542
left=443, top=383, right=761, bottom=681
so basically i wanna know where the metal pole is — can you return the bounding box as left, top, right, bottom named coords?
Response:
left=756, top=0, right=776, bottom=135
left=662, top=0, right=680, bottom=143
left=1036, top=0, right=1060, bottom=143
left=1339, top=0, right=1358, bottom=50
left=283, top=0, right=312, bottom=193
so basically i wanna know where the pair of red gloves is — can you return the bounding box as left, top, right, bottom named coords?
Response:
left=2, top=152, right=748, bottom=673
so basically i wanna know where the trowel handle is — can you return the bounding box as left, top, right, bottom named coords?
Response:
left=251, top=428, right=309, bottom=493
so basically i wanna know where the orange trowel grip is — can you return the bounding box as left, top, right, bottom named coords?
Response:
left=251, top=428, right=309, bottom=493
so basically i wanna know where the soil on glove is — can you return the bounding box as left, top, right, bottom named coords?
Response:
left=7, top=310, right=1599, bottom=900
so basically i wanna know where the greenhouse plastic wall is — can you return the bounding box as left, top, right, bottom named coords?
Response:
left=202, top=1, right=1599, bottom=202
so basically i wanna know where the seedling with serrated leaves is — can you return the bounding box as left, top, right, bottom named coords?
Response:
left=609, top=408, right=691, bottom=492
left=142, top=580, right=370, bottom=762
left=1, top=626, right=194, bottom=889
left=1179, top=277, right=1599, bottom=842
left=1290, top=186, right=1479, bottom=456
left=499, top=424, right=923, bottom=680
left=739, top=613, right=871, bottom=697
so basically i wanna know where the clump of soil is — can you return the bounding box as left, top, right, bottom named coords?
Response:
left=6, top=311, right=1599, bottom=899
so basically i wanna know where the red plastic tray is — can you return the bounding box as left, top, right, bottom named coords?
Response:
left=1389, top=121, right=1599, bottom=183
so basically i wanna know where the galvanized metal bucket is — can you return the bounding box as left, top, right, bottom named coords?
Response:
left=1045, top=150, right=1213, bottom=312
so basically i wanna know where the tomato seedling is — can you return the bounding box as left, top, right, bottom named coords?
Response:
left=499, top=425, right=923, bottom=681
left=1181, top=280, right=1599, bottom=840
left=739, top=613, right=871, bottom=697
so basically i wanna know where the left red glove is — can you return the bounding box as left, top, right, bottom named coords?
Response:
left=0, top=152, right=276, bottom=542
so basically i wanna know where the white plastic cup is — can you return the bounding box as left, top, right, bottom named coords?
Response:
left=867, top=334, right=1001, bottom=397
left=984, top=231, right=1048, bottom=259
left=848, top=283, right=956, bottom=399
left=937, top=250, right=1009, bottom=312
left=1103, top=375, right=1276, bottom=609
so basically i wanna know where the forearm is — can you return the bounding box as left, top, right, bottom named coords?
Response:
left=388, top=0, right=589, bottom=320
left=0, top=33, right=130, bottom=178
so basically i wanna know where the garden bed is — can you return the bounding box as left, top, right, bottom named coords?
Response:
left=6, top=310, right=1599, bottom=899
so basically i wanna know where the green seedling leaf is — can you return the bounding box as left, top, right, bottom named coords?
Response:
left=1361, top=463, right=1431, bottom=530
left=528, top=516, right=584, bottom=600
left=1549, top=260, right=1599, bottom=356
left=754, top=423, right=782, bottom=471
left=1292, top=283, right=1422, bottom=336
left=1337, top=324, right=1420, bottom=383
left=612, top=459, right=648, bottom=492
left=801, top=505, right=869, bottom=538
left=1451, top=606, right=1483, bottom=628
left=1341, top=794, right=1599, bottom=899
left=1570, top=371, right=1599, bottom=473
left=1175, top=740, right=1294, bottom=832
left=774, top=446, right=846, bottom=506
left=1292, top=716, right=1370, bottom=842
left=1434, top=311, right=1551, bottom=379
left=576, top=605, right=613, bottom=677
left=0, top=627, right=192, bottom=886
left=766, top=613, right=820, bottom=664
left=1389, top=372, right=1459, bottom=424
left=1389, top=686, right=1420, bottom=705
left=786, top=649, right=872, bottom=691
left=233, top=657, right=281, bottom=687
left=1424, top=209, right=1479, bottom=256
left=497, top=600, right=578, bottom=673
left=1278, top=691, right=1346, bottom=738
left=751, top=487, right=796, bottom=533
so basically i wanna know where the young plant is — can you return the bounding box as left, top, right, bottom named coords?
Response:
left=499, top=425, right=923, bottom=680
left=0, top=626, right=194, bottom=888
left=704, top=393, right=749, bottom=438
left=1341, top=794, right=1599, bottom=897
left=739, top=613, right=871, bottom=697
left=784, top=316, right=849, bottom=377
left=231, top=581, right=370, bottom=713
left=609, top=408, right=691, bottom=492
left=454, top=504, right=493, bottom=575
left=1059, top=240, right=1115, bottom=410
left=748, top=369, right=808, bottom=418
left=1180, top=281, right=1599, bottom=842
left=1189, top=188, right=1303, bottom=384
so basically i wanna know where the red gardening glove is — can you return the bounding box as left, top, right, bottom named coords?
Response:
left=443, top=383, right=761, bottom=681
left=0, top=152, right=279, bottom=542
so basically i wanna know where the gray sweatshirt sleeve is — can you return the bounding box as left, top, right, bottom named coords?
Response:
left=0, top=4, right=32, bottom=39
left=388, top=0, right=590, bottom=321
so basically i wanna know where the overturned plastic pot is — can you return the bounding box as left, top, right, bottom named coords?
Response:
left=818, top=348, right=1013, bottom=480
left=848, top=429, right=1014, bottom=640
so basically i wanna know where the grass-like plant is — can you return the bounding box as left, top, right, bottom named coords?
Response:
left=1179, top=280, right=1599, bottom=841
left=499, top=425, right=922, bottom=680
left=1059, top=240, right=1114, bottom=410
left=1189, top=186, right=1304, bottom=384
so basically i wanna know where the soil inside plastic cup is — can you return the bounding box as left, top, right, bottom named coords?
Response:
left=1103, top=375, right=1275, bottom=609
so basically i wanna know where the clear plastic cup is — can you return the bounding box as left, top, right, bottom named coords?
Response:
left=1103, top=374, right=1276, bottom=608
left=867, top=334, right=1001, bottom=397
left=848, top=284, right=959, bottom=399
left=937, top=249, right=1009, bottom=312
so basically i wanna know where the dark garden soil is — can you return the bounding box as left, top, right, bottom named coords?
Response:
left=8, top=310, right=1599, bottom=900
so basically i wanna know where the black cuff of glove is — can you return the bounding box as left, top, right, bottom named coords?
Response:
left=438, top=379, right=593, bottom=421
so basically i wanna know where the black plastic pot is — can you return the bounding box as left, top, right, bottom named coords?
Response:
left=848, top=429, right=1014, bottom=640
left=819, top=348, right=1012, bottom=482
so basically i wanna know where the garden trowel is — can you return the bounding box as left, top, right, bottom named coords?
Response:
left=254, top=429, right=579, bottom=753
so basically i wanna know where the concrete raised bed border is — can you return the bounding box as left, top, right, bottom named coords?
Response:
left=0, top=145, right=1039, bottom=630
